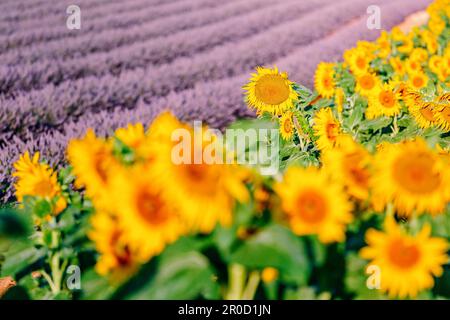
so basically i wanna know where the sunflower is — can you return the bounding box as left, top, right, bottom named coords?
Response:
left=396, top=34, right=414, bottom=54
left=279, top=112, right=294, bottom=141
left=148, top=112, right=249, bottom=233
left=274, top=166, right=353, bottom=243
left=314, top=62, right=336, bottom=99
left=428, top=16, right=446, bottom=35
left=344, top=48, right=371, bottom=76
left=366, top=83, right=402, bottom=118
left=428, top=55, right=443, bottom=74
left=313, top=107, right=341, bottom=151
left=321, top=135, right=371, bottom=201
left=410, top=102, right=437, bottom=129
left=13, top=152, right=41, bottom=178
left=434, top=104, right=450, bottom=132
left=375, top=31, right=391, bottom=59
left=111, top=166, right=185, bottom=261
left=355, top=73, right=380, bottom=97
left=114, top=123, right=152, bottom=160
left=408, top=72, right=429, bottom=90
left=405, top=58, right=423, bottom=75
left=389, top=57, right=406, bottom=77
left=334, top=88, right=345, bottom=114
left=13, top=157, right=66, bottom=215
left=89, top=211, right=141, bottom=281
left=67, top=130, right=118, bottom=208
left=360, top=217, right=448, bottom=299
left=371, top=139, right=450, bottom=216
left=244, top=66, right=298, bottom=116
left=410, top=48, right=429, bottom=63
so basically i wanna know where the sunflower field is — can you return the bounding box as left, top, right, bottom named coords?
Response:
left=1, top=0, right=450, bottom=301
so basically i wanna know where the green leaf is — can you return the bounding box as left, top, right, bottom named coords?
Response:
left=1, top=240, right=45, bottom=278
left=128, top=251, right=217, bottom=300
left=359, top=117, right=392, bottom=132
left=230, top=224, right=310, bottom=285
left=0, top=208, right=32, bottom=240
left=80, top=269, right=117, bottom=300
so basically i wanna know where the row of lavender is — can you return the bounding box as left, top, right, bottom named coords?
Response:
left=0, top=0, right=432, bottom=202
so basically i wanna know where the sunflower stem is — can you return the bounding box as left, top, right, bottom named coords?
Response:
left=241, top=271, right=261, bottom=300
left=225, top=264, right=246, bottom=300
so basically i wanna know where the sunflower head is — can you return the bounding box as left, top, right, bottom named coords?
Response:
left=67, top=129, right=118, bottom=208
left=148, top=112, right=249, bottom=233
left=89, top=211, right=141, bottom=281
left=408, top=72, right=429, bottom=90
left=244, top=66, right=298, bottom=116
left=410, top=102, right=437, bottom=129
left=356, top=73, right=380, bottom=97
left=274, top=166, right=353, bottom=243
left=313, top=107, right=341, bottom=151
left=13, top=157, right=67, bottom=216
left=279, top=112, right=295, bottom=141
left=314, top=62, right=336, bottom=99
left=111, top=166, right=186, bottom=261
left=114, top=123, right=152, bottom=160
left=322, top=135, right=371, bottom=201
left=360, top=217, right=448, bottom=299
left=366, top=83, right=401, bottom=118
left=371, top=139, right=450, bottom=216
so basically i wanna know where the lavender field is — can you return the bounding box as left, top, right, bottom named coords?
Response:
left=0, top=0, right=432, bottom=202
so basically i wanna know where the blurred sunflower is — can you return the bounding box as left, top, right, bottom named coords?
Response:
left=13, top=152, right=41, bottom=178
left=313, top=108, right=341, bottom=151
left=410, top=48, right=429, bottom=63
left=334, top=88, right=345, bottom=114
left=375, top=31, right=391, bottom=59
left=355, top=73, right=379, bottom=97
left=405, top=58, right=423, bottom=75
left=114, top=123, right=152, bottom=160
left=89, top=211, right=141, bottom=281
left=111, top=166, right=185, bottom=261
left=274, top=166, right=353, bottom=243
left=360, top=217, right=448, bottom=299
left=148, top=112, right=249, bottom=233
left=314, top=62, right=335, bottom=98
left=321, top=136, right=371, bottom=201
left=396, top=34, right=414, bottom=54
left=428, top=55, right=443, bottom=74
left=408, top=72, right=429, bottom=90
left=13, top=157, right=66, bottom=215
left=279, top=112, right=294, bottom=141
left=244, top=66, right=298, bottom=116
left=371, top=139, right=450, bottom=216
left=366, top=83, right=401, bottom=119
left=389, top=57, right=406, bottom=77
left=67, top=129, right=118, bottom=208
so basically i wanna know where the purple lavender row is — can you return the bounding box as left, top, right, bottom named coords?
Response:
left=0, top=0, right=125, bottom=27
left=0, top=0, right=194, bottom=50
left=0, top=0, right=333, bottom=95
left=0, top=0, right=258, bottom=65
left=0, top=0, right=432, bottom=203
left=0, top=0, right=386, bottom=139
left=0, top=0, right=186, bottom=34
